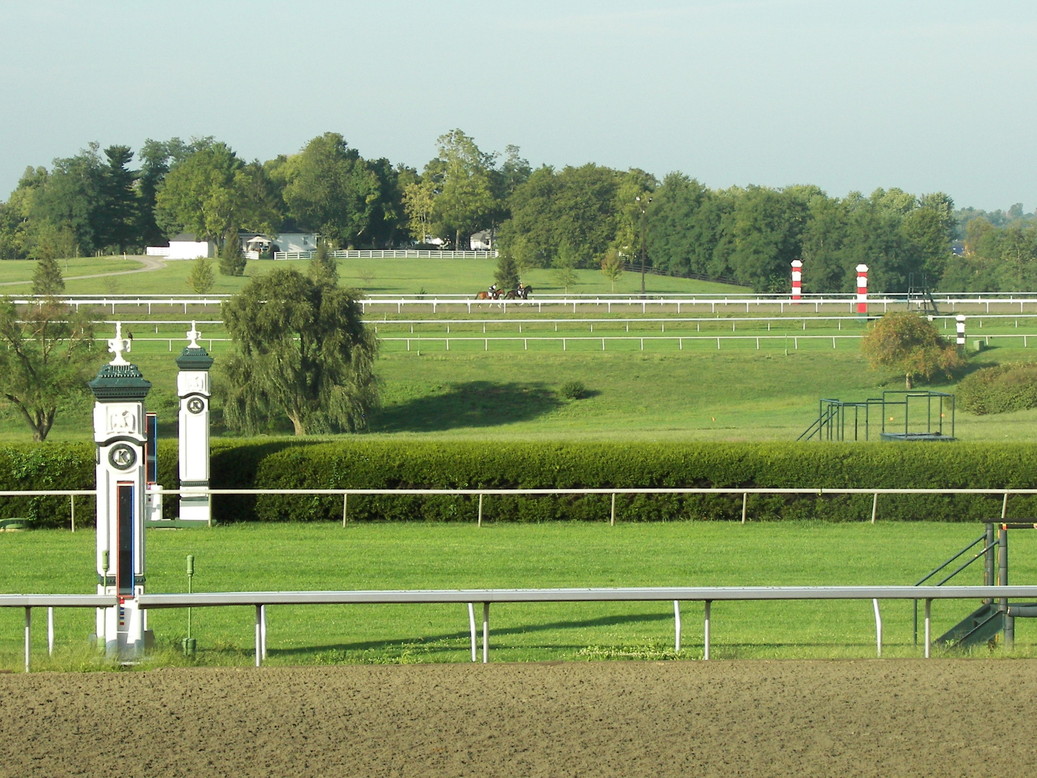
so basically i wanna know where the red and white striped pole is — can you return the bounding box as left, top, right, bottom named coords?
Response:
left=855, top=264, right=869, bottom=315
left=791, top=259, right=802, bottom=303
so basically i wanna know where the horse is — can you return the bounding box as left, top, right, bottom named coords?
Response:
left=502, top=286, right=533, bottom=300
left=475, top=291, right=492, bottom=300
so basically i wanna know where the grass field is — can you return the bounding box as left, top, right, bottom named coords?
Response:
left=2, top=521, right=1034, bottom=670
left=0, top=254, right=1030, bottom=443
left=2, top=257, right=1036, bottom=670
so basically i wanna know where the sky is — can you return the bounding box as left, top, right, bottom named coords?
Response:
left=2, top=0, right=1035, bottom=212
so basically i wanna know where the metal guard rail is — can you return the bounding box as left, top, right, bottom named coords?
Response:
left=135, top=585, right=1037, bottom=666
left=0, top=595, right=118, bottom=672
left=8, top=586, right=1037, bottom=670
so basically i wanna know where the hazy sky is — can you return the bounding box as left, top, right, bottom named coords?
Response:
left=3, top=0, right=1034, bottom=211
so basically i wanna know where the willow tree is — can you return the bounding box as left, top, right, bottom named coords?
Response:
left=221, top=268, right=378, bottom=435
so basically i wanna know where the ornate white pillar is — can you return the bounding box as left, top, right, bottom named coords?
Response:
left=177, top=322, right=214, bottom=524
left=89, top=323, right=152, bottom=659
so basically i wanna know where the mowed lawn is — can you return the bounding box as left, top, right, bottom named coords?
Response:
left=1, top=257, right=1037, bottom=669
left=2, top=521, right=1035, bottom=669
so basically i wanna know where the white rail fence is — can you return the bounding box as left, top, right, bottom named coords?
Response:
left=275, top=249, right=498, bottom=260
left=15, top=293, right=1037, bottom=315
left=5, top=486, right=1037, bottom=531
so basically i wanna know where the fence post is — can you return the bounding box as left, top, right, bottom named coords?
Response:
left=24, top=607, right=31, bottom=673
left=478, top=493, right=483, bottom=527
left=673, top=601, right=681, bottom=652
left=741, top=492, right=748, bottom=524
left=703, top=601, right=712, bottom=661
left=610, top=493, right=616, bottom=526
left=871, top=493, right=879, bottom=523
left=342, top=493, right=348, bottom=528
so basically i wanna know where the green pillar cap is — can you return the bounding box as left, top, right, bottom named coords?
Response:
left=176, top=346, right=214, bottom=371
left=89, top=362, right=152, bottom=401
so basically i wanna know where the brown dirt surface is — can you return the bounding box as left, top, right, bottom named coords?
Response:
left=0, top=659, right=1034, bottom=777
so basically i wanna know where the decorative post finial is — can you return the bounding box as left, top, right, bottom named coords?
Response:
left=107, top=322, right=132, bottom=366
left=187, top=321, right=201, bottom=349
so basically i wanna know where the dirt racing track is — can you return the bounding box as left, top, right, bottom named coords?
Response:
left=1, top=659, right=1035, bottom=777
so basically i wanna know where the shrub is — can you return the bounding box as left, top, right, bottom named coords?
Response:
left=561, top=381, right=586, bottom=400
left=957, top=363, right=1037, bottom=415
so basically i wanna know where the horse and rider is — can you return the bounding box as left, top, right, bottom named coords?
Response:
left=477, top=282, right=532, bottom=300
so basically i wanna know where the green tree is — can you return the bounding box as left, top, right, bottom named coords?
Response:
left=95, top=145, right=139, bottom=253
left=30, top=144, right=105, bottom=257
left=402, top=178, right=437, bottom=244
left=32, top=255, right=65, bottom=296
left=600, top=249, right=624, bottom=291
left=0, top=261, right=96, bottom=441
left=499, top=163, right=623, bottom=268
left=427, top=129, right=498, bottom=249
left=0, top=167, right=48, bottom=259
left=647, top=172, right=710, bottom=277
left=860, top=312, right=964, bottom=389
left=186, top=257, right=215, bottom=293
left=308, top=239, right=339, bottom=285
left=221, top=269, right=378, bottom=435
left=155, top=142, right=275, bottom=251
left=798, top=192, right=850, bottom=293
left=494, top=251, right=520, bottom=290
left=137, top=136, right=212, bottom=247
left=553, top=242, right=579, bottom=293
left=219, top=232, right=246, bottom=276
left=282, top=133, right=381, bottom=248
left=725, top=186, right=809, bottom=292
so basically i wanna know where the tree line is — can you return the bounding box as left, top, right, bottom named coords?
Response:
left=1, top=129, right=1035, bottom=292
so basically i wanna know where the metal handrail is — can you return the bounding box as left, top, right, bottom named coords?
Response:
left=134, top=584, right=1037, bottom=666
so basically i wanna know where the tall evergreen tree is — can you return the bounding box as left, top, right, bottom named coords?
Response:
left=32, top=255, right=65, bottom=296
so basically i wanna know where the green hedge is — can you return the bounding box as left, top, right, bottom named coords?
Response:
left=957, top=363, right=1037, bottom=415
left=237, top=440, right=1037, bottom=524
left=2, top=440, right=1036, bottom=528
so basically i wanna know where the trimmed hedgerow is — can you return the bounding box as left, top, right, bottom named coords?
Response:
left=229, top=440, right=1037, bottom=524
left=3, top=439, right=1036, bottom=527
left=957, top=363, right=1037, bottom=415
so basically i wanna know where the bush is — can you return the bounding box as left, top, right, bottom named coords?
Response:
left=957, top=363, right=1037, bottom=415
left=561, top=381, right=586, bottom=400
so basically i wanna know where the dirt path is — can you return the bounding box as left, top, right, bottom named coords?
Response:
left=0, top=659, right=1033, bottom=777
left=0, top=255, right=167, bottom=287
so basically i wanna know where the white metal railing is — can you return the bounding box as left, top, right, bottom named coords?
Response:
left=378, top=334, right=863, bottom=352
left=13, top=293, right=1037, bottom=316
left=134, top=584, right=1037, bottom=665
left=10, top=586, right=1033, bottom=671
left=111, top=333, right=1033, bottom=354
left=0, top=595, right=117, bottom=671
left=147, top=486, right=1037, bottom=526
left=6, top=486, right=1037, bottom=530
left=274, top=249, right=498, bottom=260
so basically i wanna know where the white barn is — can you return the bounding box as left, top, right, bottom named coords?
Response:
left=146, top=234, right=215, bottom=260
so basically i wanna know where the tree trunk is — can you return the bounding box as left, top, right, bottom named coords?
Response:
left=905, top=373, right=914, bottom=390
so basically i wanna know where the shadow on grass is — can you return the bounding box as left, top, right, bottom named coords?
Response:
left=372, top=380, right=564, bottom=432
left=271, top=609, right=674, bottom=658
